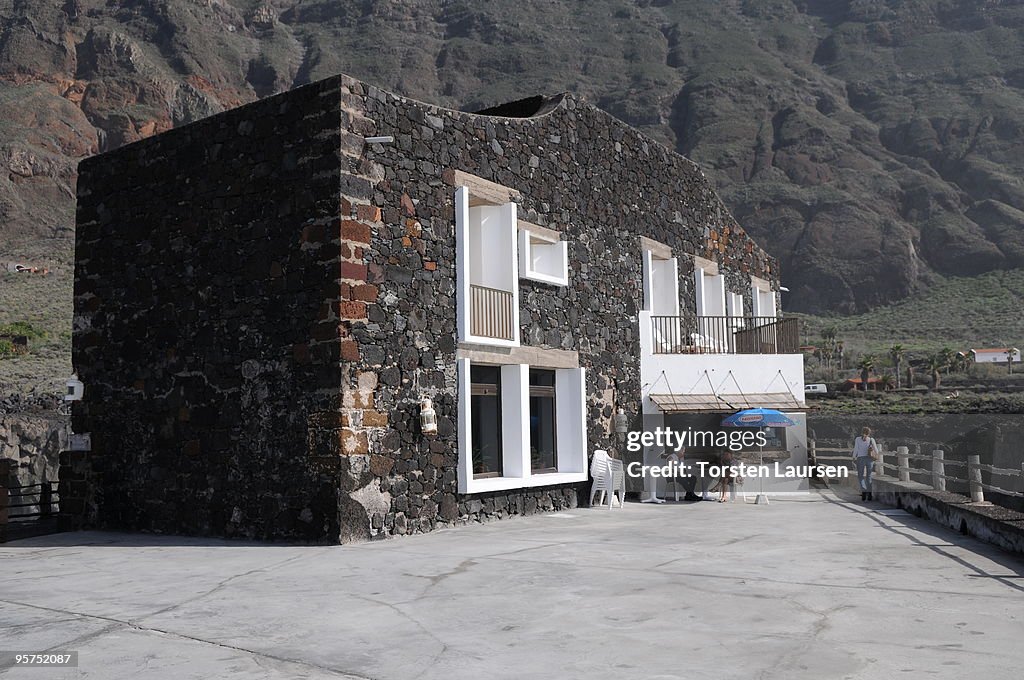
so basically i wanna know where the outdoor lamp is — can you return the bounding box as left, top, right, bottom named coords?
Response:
left=420, top=398, right=437, bottom=435
left=613, top=408, right=629, bottom=434
left=65, top=374, right=84, bottom=402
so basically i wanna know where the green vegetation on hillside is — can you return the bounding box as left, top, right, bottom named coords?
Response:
left=811, top=390, right=1024, bottom=416
left=794, top=269, right=1024, bottom=356
left=0, top=243, right=73, bottom=395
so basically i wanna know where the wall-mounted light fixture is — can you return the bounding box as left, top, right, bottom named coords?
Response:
left=613, top=407, right=629, bottom=434
left=779, top=286, right=790, bottom=292
left=65, top=374, right=84, bottom=402
left=420, top=398, right=437, bottom=436
left=364, top=136, right=394, bottom=144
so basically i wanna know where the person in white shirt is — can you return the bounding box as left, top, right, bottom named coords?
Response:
left=852, top=427, right=878, bottom=501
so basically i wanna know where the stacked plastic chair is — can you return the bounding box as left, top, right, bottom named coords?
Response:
left=589, top=450, right=625, bottom=508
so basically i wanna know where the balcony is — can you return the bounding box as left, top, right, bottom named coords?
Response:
left=469, top=284, right=515, bottom=341
left=650, top=315, right=799, bottom=355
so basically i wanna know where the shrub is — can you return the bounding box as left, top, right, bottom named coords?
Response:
left=0, top=321, right=46, bottom=340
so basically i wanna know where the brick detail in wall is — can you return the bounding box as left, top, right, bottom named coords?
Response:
left=335, top=106, right=388, bottom=454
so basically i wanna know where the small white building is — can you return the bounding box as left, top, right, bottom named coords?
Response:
left=970, top=348, right=1020, bottom=364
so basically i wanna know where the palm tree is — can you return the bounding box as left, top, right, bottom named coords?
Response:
left=814, top=345, right=833, bottom=375
left=926, top=352, right=949, bottom=391
left=858, top=354, right=876, bottom=391
left=816, top=326, right=840, bottom=376
left=1007, top=348, right=1017, bottom=375
left=889, top=344, right=905, bottom=389
left=951, top=352, right=969, bottom=374
left=880, top=373, right=895, bottom=391
left=939, top=346, right=955, bottom=370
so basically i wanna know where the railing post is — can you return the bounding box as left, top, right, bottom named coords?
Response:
left=40, top=481, right=53, bottom=518
left=897, top=446, right=910, bottom=482
left=0, top=459, right=9, bottom=543
left=875, top=447, right=885, bottom=478
left=932, top=450, right=946, bottom=491
left=967, top=454, right=984, bottom=503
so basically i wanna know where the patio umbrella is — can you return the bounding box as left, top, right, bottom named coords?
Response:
left=721, top=408, right=797, bottom=504
left=721, top=408, right=795, bottom=428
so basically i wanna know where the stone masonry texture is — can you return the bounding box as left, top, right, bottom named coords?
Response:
left=72, top=73, right=779, bottom=543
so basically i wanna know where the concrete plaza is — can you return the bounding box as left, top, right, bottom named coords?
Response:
left=1, top=490, right=1022, bottom=679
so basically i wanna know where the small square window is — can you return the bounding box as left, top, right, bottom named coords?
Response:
left=519, top=228, right=568, bottom=286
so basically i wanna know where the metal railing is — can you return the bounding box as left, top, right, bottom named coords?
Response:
left=2, top=481, right=59, bottom=522
left=650, top=315, right=800, bottom=354
left=809, top=440, right=1024, bottom=503
left=470, top=284, right=515, bottom=341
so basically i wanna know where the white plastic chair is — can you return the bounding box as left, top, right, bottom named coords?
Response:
left=607, top=457, right=626, bottom=508
left=589, top=450, right=625, bottom=508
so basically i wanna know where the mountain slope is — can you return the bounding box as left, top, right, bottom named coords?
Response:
left=2, top=1, right=1023, bottom=342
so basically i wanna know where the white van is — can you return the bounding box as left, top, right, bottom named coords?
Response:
left=805, top=383, right=828, bottom=394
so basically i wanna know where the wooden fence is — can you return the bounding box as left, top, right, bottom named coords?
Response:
left=809, top=440, right=1024, bottom=503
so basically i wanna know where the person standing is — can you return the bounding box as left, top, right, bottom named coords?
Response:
left=718, top=449, right=736, bottom=503
left=852, top=427, right=878, bottom=501
left=662, top=447, right=702, bottom=501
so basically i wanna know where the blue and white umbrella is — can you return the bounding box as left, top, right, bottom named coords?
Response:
left=720, top=408, right=796, bottom=504
left=720, top=408, right=795, bottom=428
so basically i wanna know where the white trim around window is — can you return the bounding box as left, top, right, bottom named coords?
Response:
left=751, top=275, right=777, bottom=318
left=456, top=186, right=520, bottom=347
left=642, top=242, right=679, bottom=316
left=457, top=358, right=588, bottom=494
left=519, top=227, right=569, bottom=286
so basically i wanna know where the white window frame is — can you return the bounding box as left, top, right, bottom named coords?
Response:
left=727, top=291, right=744, bottom=318
left=456, top=186, right=520, bottom=347
left=694, top=264, right=726, bottom=318
left=457, top=358, right=587, bottom=494
left=727, top=291, right=745, bottom=335
left=519, top=228, right=569, bottom=286
left=642, top=247, right=679, bottom=316
left=751, top=276, right=777, bottom=319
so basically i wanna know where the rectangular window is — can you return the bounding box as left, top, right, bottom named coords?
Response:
left=457, top=358, right=587, bottom=493
left=529, top=369, right=557, bottom=473
left=456, top=186, right=520, bottom=346
left=762, top=426, right=788, bottom=451
left=519, top=228, right=569, bottom=286
left=471, top=365, right=503, bottom=478
left=751, top=276, right=777, bottom=319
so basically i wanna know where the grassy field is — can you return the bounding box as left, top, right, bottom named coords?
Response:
left=809, top=390, right=1024, bottom=415
left=792, top=268, right=1024, bottom=357
left=0, top=240, right=73, bottom=396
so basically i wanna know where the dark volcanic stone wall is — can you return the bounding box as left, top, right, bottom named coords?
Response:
left=73, top=79, right=347, bottom=541
left=72, top=72, right=780, bottom=542
left=335, top=78, right=778, bottom=539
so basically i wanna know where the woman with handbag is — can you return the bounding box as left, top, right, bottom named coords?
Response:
left=852, top=427, right=878, bottom=501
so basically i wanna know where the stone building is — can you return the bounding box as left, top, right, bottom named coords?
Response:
left=69, top=73, right=803, bottom=542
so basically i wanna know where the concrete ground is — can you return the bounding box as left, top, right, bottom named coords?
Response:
left=1, top=490, right=1022, bottom=680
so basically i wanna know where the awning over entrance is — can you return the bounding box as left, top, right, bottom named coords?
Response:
left=649, top=392, right=803, bottom=413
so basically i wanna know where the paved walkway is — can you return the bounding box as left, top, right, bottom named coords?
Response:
left=1, top=491, right=1022, bottom=679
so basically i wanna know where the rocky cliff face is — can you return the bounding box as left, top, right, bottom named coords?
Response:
left=2, top=0, right=1023, bottom=315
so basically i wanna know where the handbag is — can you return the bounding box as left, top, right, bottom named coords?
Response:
left=868, top=440, right=879, bottom=461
